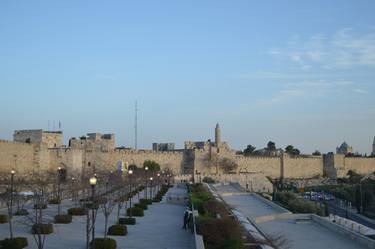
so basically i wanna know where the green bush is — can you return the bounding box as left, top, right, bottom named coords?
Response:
left=276, top=191, right=320, bottom=214
left=48, top=198, right=61, bottom=204
left=0, top=237, right=28, bottom=249
left=203, top=177, right=215, bottom=184
left=0, top=214, right=9, bottom=224
left=126, top=207, right=144, bottom=217
left=214, top=239, right=245, bottom=249
left=134, top=203, right=148, bottom=210
left=33, top=203, right=47, bottom=209
left=32, top=224, right=53, bottom=234
left=54, top=214, right=72, bottom=224
left=90, top=238, right=117, bottom=249
left=68, top=207, right=87, bottom=216
left=107, top=224, right=127, bottom=236
left=14, top=209, right=29, bottom=216
left=139, top=198, right=152, bottom=205
left=118, top=217, right=136, bottom=225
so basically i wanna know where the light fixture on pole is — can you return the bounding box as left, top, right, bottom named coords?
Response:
left=89, top=176, right=97, bottom=241
left=157, top=173, right=161, bottom=192
left=128, top=169, right=133, bottom=218
left=149, top=177, right=153, bottom=199
left=57, top=167, right=62, bottom=215
left=9, top=169, right=15, bottom=239
left=144, top=166, right=149, bottom=199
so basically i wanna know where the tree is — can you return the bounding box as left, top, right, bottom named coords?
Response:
left=219, top=158, right=238, bottom=173
left=243, top=145, right=256, bottom=156
left=312, top=150, right=321, bottom=156
left=267, top=141, right=276, bottom=151
left=143, top=160, right=160, bottom=172
left=285, top=145, right=300, bottom=156
left=100, top=183, right=116, bottom=240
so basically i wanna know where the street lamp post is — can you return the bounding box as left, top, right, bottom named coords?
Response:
left=157, top=173, right=160, bottom=193
left=89, top=176, right=97, bottom=241
left=57, top=167, right=62, bottom=216
left=149, top=177, right=153, bottom=199
left=128, top=169, right=133, bottom=218
left=9, top=169, right=15, bottom=239
left=144, top=166, right=149, bottom=199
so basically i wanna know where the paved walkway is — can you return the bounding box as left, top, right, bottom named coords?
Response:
left=0, top=185, right=194, bottom=249
left=214, top=183, right=368, bottom=249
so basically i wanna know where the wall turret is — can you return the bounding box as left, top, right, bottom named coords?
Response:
left=215, top=123, right=221, bottom=146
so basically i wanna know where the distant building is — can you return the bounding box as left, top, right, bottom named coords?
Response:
left=336, top=142, right=354, bottom=155
left=14, top=129, right=63, bottom=148
left=152, top=143, right=175, bottom=151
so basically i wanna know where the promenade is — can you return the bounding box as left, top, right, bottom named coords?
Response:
left=0, top=185, right=194, bottom=249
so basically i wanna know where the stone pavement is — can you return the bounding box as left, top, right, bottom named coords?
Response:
left=0, top=185, right=195, bottom=249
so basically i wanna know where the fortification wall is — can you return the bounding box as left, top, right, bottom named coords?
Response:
left=0, top=140, right=36, bottom=175
left=283, top=155, right=323, bottom=178
left=48, top=148, right=84, bottom=175
left=235, top=156, right=281, bottom=178
left=341, top=157, right=375, bottom=177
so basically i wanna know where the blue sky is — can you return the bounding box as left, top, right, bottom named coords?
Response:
left=1, top=0, right=375, bottom=154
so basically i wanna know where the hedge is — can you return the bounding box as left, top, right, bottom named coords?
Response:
left=68, top=207, right=87, bottom=216
left=48, top=198, right=61, bottom=205
left=126, top=207, right=144, bottom=217
left=90, top=238, right=116, bottom=249
left=33, top=203, right=47, bottom=209
left=54, top=214, right=72, bottom=224
left=14, top=209, right=29, bottom=216
left=0, top=214, right=9, bottom=224
left=134, top=203, right=148, bottom=210
left=32, top=224, right=54, bottom=234
left=118, top=217, right=136, bottom=225
left=107, top=224, right=127, bottom=236
left=139, top=199, right=152, bottom=205
left=0, top=237, right=28, bottom=249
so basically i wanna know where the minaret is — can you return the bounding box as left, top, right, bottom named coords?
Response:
left=215, top=123, right=221, bottom=147
left=372, top=136, right=375, bottom=156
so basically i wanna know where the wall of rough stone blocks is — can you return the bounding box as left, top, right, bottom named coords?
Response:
left=283, top=155, right=323, bottom=178
left=0, top=140, right=36, bottom=176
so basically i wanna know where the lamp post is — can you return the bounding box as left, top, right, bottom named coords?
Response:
left=128, top=169, right=133, bottom=218
left=9, top=169, right=15, bottom=239
left=149, top=177, right=153, bottom=199
left=89, top=176, right=97, bottom=241
left=57, top=166, right=62, bottom=215
left=144, top=166, right=149, bottom=199
left=71, top=177, right=75, bottom=203
left=157, top=173, right=161, bottom=192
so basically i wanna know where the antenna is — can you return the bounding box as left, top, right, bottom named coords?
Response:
left=59, top=121, right=61, bottom=131
left=135, top=100, right=138, bottom=150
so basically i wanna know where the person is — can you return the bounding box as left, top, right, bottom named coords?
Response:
left=182, top=207, right=189, bottom=229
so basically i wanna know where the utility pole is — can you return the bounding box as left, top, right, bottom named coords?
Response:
left=135, top=100, right=138, bottom=150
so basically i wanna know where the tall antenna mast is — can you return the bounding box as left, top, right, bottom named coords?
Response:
left=135, top=100, right=138, bottom=150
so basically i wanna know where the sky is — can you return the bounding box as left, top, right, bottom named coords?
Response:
left=1, top=0, right=375, bottom=154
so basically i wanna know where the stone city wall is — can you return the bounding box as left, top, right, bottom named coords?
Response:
left=0, top=140, right=36, bottom=176
left=282, top=155, right=323, bottom=178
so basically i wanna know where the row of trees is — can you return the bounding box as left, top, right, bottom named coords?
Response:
left=0, top=160, right=172, bottom=249
left=242, top=142, right=323, bottom=156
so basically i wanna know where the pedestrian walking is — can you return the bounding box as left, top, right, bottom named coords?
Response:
left=182, top=207, right=189, bottom=229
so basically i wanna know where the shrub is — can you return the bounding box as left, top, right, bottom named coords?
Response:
left=203, top=177, right=215, bottom=184
left=14, top=209, right=29, bottom=216
left=68, top=207, right=87, bottom=216
left=90, top=238, right=117, bottom=249
left=0, top=237, right=28, bottom=249
left=134, top=203, right=148, bottom=210
left=126, top=207, right=144, bottom=217
left=54, top=214, right=72, bottom=224
left=197, top=218, right=242, bottom=247
left=48, top=198, right=61, bottom=204
left=215, top=239, right=245, bottom=249
left=118, top=217, right=136, bottom=225
left=33, top=203, right=47, bottom=209
left=153, top=197, right=162, bottom=202
left=139, top=198, right=152, bottom=205
left=0, top=214, right=9, bottom=224
left=32, top=224, right=53, bottom=234
left=107, top=224, right=127, bottom=236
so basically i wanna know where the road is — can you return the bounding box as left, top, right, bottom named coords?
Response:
left=325, top=200, right=375, bottom=230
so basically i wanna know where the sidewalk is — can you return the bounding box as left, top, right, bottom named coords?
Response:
left=0, top=185, right=195, bottom=249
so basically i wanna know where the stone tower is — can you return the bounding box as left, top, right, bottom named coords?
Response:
left=215, top=123, right=221, bottom=146
left=372, top=136, right=375, bottom=156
